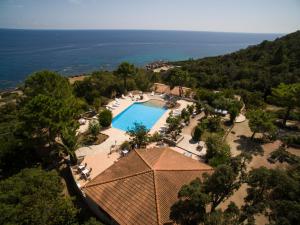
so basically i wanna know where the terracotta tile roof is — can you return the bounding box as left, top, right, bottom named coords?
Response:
left=169, top=86, right=192, bottom=97
left=152, top=83, right=171, bottom=94
left=84, top=148, right=213, bottom=225
left=137, top=147, right=212, bottom=171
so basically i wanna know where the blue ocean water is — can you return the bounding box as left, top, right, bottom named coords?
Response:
left=0, top=29, right=282, bottom=89
left=112, top=102, right=167, bottom=131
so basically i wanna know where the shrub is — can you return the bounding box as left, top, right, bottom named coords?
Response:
left=120, top=141, right=131, bottom=150
left=98, top=109, right=112, bottom=127
left=282, top=134, right=300, bottom=147
left=193, top=125, right=203, bottom=142
left=88, top=120, right=100, bottom=139
left=149, top=132, right=163, bottom=142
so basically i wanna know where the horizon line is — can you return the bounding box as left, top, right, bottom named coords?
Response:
left=0, top=27, right=287, bottom=35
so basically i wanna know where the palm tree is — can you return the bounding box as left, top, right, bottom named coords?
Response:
left=116, top=62, right=136, bottom=93
left=60, top=127, right=80, bottom=164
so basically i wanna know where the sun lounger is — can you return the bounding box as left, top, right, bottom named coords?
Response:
left=77, top=163, right=87, bottom=173
left=78, top=163, right=87, bottom=170
left=81, top=167, right=92, bottom=179
left=150, top=91, right=154, bottom=96
left=106, top=105, right=116, bottom=110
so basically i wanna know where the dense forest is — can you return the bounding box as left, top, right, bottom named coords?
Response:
left=0, top=31, right=299, bottom=225
left=173, top=30, right=300, bottom=98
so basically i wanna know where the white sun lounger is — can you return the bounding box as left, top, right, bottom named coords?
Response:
left=106, top=106, right=116, bottom=110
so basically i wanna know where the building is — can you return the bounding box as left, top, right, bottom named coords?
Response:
left=83, top=148, right=213, bottom=225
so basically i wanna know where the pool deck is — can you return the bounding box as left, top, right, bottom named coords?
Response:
left=74, top=93, right=194, bottom=186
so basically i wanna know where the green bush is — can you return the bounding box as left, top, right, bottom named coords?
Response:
left=149, top=132, right=162, bottom=142
left=273, top=109, right=300, bottom=121
left=98, top=109, right=112, bottom=127
left=282, top=134, right=300, bottom=146
left=120, top=141, right=131, bottom=150
left=193, top=125, right=203, bottom=142
left=88, top=120, right=100, bottom=139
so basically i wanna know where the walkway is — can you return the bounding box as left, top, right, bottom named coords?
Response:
left=176, top=112, right=206, bottom=157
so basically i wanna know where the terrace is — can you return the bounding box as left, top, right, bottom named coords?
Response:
left=72, top=89, right=200, bottom=186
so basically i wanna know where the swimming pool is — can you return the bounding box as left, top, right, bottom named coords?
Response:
left=112, top=101, right=167, bottom=131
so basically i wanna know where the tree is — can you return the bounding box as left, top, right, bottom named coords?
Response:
left=170, top=156, right=249, bottom=224
left=203, top=103, right=214, bottom=118
left=20, top=71, right=79, bottom=149
left=23, top=70, right=73, bottom=99
left=166, top=115, right=182, bottom=139
left=246, top=109, right=276, bottom=139
left=271, top=83, right=300, bottom=126
left=98, top=109, right=112, bottom=127
left=228, top=104, right=240, bottom=124
left=241, top=166, right=300, bottom=225
left=193, top=125, right=203, bottom=142
left=127, top=122, right=149, bottom=148
left=0, top=168, right=78, bottom=225
left=203, top=165, right=241, bottom=212
left=187, top=104, right=195, bottom=115
left=83, top=218, right=103, bottom=225
left=60, top=126, right=80, bottom=164
left=93, top=97, right=102, bottom=113
left=88, top=120, right=100, bottom=140
left=169, top=68, right=190, bottom=97
left=202, top=116, right=222, bottom=133
left=170, top=178, right=210, bottom=225
left=269, top=145, right=300, bottom=165
left=116, top=62, right=136, bottom=92
left=204, top=202, right=240, bottom=225
left=271, top=45, right=286, bottom=65
left=20, top=94, right=79, bottom=148
left=205, top=134, right=231, bottom=167
left=181, top=108, right=190, bottom=124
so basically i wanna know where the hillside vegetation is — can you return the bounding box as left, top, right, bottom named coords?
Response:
left=174, top=31, right=300, bottom=98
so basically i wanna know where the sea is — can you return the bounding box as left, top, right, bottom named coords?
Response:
left=0, top=29, right=282, bottom=90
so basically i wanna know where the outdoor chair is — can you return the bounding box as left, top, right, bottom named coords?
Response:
left=77, top=163, right=87, bottom=173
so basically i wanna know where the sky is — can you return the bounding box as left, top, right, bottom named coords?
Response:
left=0, top=0, right=299, bottom=33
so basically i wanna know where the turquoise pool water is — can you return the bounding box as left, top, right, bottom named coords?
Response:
left=112, top=101, right=167, bottom=131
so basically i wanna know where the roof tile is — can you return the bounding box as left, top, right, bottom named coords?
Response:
left=84, top=148, right=213, bottom=225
